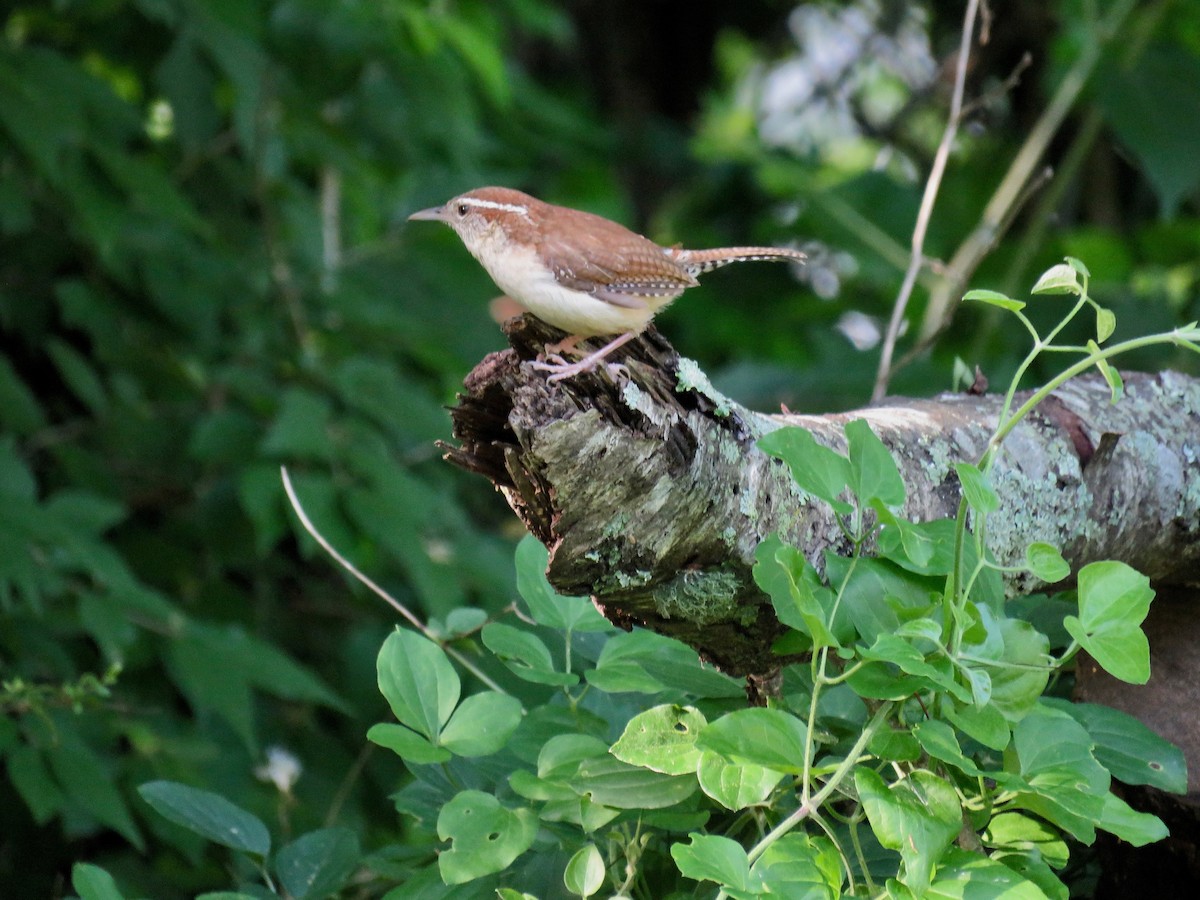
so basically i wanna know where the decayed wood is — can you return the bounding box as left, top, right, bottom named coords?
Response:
left=444, top=315, right=1200, bottom=674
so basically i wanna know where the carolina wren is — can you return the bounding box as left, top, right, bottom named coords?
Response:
left=409, top=187, right=806, bottom=381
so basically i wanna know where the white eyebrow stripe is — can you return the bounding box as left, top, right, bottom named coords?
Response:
left=462, top=198, right=531, bottom=218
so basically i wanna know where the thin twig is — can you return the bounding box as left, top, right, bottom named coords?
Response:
left=892, top=165, right=1053, bottom=371
left=279, top=466, right=510, bottom=695
left=872, top=0, right=982, bottom=402
left=319, top=163, right=342, bottom=294
left=960, top=52, right=1031, bottom=120
left=913, top=0, right=1140, bottom=346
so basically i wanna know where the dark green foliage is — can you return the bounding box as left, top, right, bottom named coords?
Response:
left=0, top=0, right=580, bottom=893
left=3, top=0, right=1200, bottom=896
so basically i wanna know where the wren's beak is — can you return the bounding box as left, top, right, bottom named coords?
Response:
left=408, top=205, right=448, bottom=223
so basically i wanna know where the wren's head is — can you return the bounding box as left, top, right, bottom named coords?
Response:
left=407, top=187, right=538, bottom=253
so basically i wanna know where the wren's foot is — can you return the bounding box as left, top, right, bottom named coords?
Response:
left=530, top=356, right=602, bottom=383
left=529, top=353, right=619, bottom=383
left=530, top=331, right=639, bottom=384
left=542, top=335, right=585, bottom=358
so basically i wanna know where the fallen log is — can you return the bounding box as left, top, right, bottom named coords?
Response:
left=444, top=316, right=1200, bottom=676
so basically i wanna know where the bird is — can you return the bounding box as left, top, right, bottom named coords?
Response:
left=408, top=187, right=806, bottom=382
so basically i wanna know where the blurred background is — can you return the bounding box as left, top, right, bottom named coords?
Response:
left=2, top=0, right=1198, bottom=894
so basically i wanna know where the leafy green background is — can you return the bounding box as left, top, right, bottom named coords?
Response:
left=2, top=0, right=1199, bottom=895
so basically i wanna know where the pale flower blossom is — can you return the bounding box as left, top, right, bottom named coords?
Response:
left=255, top=745, right=302, bottom=794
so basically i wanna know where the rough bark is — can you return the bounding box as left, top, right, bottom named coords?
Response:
left=444, top=316, right=1200, bottom=676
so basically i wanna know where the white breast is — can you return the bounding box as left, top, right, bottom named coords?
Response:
left=469, top=236, right=665, bottom=337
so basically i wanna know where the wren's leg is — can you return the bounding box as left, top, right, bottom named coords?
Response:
left=530, top=331, right=638, bottom=383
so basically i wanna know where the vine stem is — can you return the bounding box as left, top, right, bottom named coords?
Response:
left=989, top=329, right=1199, bottom=452
left=747, top=702, right=895, bottom=867
left=950, top=324, right=1200, bottom=615
left=279, top=466, right=510, bottom=696
left=803, top=550, right=861, bottom=804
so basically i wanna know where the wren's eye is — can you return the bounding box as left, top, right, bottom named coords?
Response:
left=456, top=204, right=469, bottom=217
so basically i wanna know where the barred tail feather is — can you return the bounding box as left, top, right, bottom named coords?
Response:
left=671, top=246, right=807, bottom=276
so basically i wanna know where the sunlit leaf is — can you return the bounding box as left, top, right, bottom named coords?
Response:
left=436, top=791, right=536, bottom=885
left=963, top=289, right=1026, bottom=312
left=1064, top=561, right=1153, bottom=684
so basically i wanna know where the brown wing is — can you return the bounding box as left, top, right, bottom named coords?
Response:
left=537, top=208, right=697, bottom=309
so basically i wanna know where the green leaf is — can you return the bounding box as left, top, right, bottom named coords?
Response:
left=436, top=790, right=536, bottom=885
left=72, top=863, right=126, bottom=900
left=1065, top=256, right=1091, bottom=279
left=260, top=387, right=334, bottom=460
left=1095, top=306, right=1116, bottom=343
left=855, top=768, right=961, bottom=893
left=46, top=338, right=108, bottom=414
left=1043, top=699, right=1187, bottom=794
left=570, top=752, right=697, bottom=810
left=850, top=634, right=970, bottom=704
left=6, top=746, right=64, bottom=823
left=945, top=701, right=1010, bottom=751
left=275, top=827, right=360, bottom=900
left=439, top=691, right=523, bottom=757
left=165, top=632, right=256, bottom=748
left=527, top=734, right=696, bottom=812
left=869, top=727, right=922, bottom=763
left=138, top=781, right=270, bottom=856
left=671, top=834, right=753, bottom=892
left=46, top=735, right=144, bottom=851
left=442, top=607, right=489, bottom=637
left=963, top=288, right=1026, bottom=312
left=921, top=848, right=1052, bottom=899
left=962, top=608, right=1051, bottom=723
left=696, top=751, right=784, bottom=811
left=983, top=811, right=1069, bottom=868
left=1097, top=46, right=1200, bottom=216
left=826, top=554, right=935, bottom=646
left=1091, top=349, right=1124, bottom=404
left=1031, top=263, right=1081, bottom=296
left=1026, top=542, right=1070, bottom=583
left=752, top=833, right=844, bottom=897
left=845, top=418, right=905, bottom=508
left=376, top=628, right=460, bottom=740
left=366, top=722, right=451, bottom=765
left=514, top=535, right=609, bottom=632
left=481, top=622, right=579, bottom=686
left=875, top=507, right=936, bottom=570
left=1095, top=792, right=1168, bottom=847
left=437, top=15, right=513, bottom=106
left=167, top=623, right=347, bottom=751
left=610, top=704, right=706, bottom=775
left=758, top=426, right=852, bottom=515
left=537, top=734, right=611, bottom=779
left=219, top=626, right=348, bottom=711
left=586, top=629, right=743, bottom=698
left=1063, top=561, right=1153, bottom=684
left=0, top=355, right=46, bottom=434
left=754, top=538, right=838, bottom=648
left=954, top=462, right=1000, bottom=514
left=878, top=517, right=958, bottom=576
left=963, top=664, right=992, bottom=707
left=696, top=708, right=808, bottom=774
left=913, top=720, right=991, bottom=778
left=564, top=843, right=605, bottom=898
left=1010, top=706, right=1110, bottom=843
